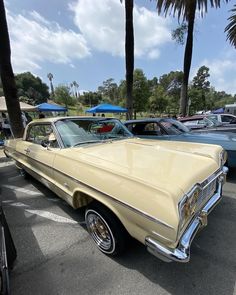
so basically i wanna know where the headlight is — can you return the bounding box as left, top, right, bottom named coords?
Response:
left=178, top=186, right=200, bottom=230
left=219, top=150, right=227, bottom=167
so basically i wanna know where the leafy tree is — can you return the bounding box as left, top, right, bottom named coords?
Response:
left=188, top=87, right=205, bottom=113
left=54, top=85, right=75, bottom=108
left=80, top=91, right=102, bottom=107
left=156, top=0, right=229, bottom=117
left=172, top=23, right=188, bottom=45
left=117, top=80, right=127, bottom=107
left=191, top=65, right=210, bottom=111
left=192, top=66, right=210, bottom=89
left=147, top=77, right=158, bottom=93
left=0, top=0, right=23, bottom=137
left=148, top=85, right=168, bottom=114
left=15, top=72, right=49, bottom=105
left=117, top=70, right=150, bottom=116
left=212, top=90, right=235, bottom=108
left=132, top=69, right=150, bottom=116
left=97, top=78, right=119, bottom=104
left=159, top=71, right=183, bottom=93
left=159, top=71, right=183, bottom=114
left=188, top=86, right=235, bottom=114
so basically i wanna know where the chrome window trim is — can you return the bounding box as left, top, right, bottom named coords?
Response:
left=25, top=122, right=64, bottom=149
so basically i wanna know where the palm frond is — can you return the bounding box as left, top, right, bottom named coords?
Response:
left=225, top=5, right=236, bottom=48
left=156, top=0, right=228, bottom=21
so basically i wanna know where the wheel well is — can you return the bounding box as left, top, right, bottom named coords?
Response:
left=72, top=192, right=129, bottom=237
left=72, top=191, right=93, bottom=208
left=87, top=200, right=130, bottom=237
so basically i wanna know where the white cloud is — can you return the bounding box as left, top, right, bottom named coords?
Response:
left=70, top=0, right=171, bottom=58
left=7, top=10, right=91, bottom=73
left=6, top=0, right=171, bottom=75
left=195, top=54, right=236, bottom=94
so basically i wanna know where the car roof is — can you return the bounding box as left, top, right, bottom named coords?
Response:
left=30, top=116, right=117, bottom=124
left=179, top=114, right=222, bottom=122
left=179, top=115, right=208, bottom=121
left=124, top=118, right=164, bottom=124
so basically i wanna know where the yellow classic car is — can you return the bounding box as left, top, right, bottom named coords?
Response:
left=4, top=116, right=228, bottom=262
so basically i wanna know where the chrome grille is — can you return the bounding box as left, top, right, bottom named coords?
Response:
left=197, top=179, right=217, bottom=206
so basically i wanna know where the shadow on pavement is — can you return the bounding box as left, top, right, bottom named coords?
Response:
left=226, top=167, right=236, bottom=184
left=115, top=193, right=236, bottom=295
left=0, top=163, right=58, bottom=295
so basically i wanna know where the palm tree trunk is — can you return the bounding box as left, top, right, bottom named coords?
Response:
left=0, top=0, right=24, bottom=138
left=125, top=0, right=134, bottom=120
left=180, top=1, right=196, bottom=117
left=50, top=81, right=54, bottom=99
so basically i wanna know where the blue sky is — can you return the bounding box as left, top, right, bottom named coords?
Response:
left=5, top=0, right=236, bottom=95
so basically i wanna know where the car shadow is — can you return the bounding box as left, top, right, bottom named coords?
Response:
left=114, top=194, right=236, bottom=295
left=28, top=176, right=86, bottom=226
left=0, top=162, right=57, bottom=294
left=227, top=167, right=236, bottom=184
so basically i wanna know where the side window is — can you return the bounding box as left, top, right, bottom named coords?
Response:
left=198, top=120, right=207, bottom=125
left=208, top=115, right=217, bottom=121
left=132, top=124, right=145, bottom=135
left=26, top=124, right=59, bottom=147
left=144, top=123, right=155, bottom=131
left=221, top=115, right=234, bottom=123
left=142, top=123, right=161, bottom=135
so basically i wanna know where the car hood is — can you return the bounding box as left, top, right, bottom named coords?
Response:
left=176, top=132, right=236, bottom=150
left=62, top=138, right=221, bottom=202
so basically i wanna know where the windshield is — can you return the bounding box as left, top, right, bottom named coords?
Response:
left=159, top=118, right=190, bottom=135
left=55, top=118, right=132, bottom=147
left=205, top=116, right=222, bottom=126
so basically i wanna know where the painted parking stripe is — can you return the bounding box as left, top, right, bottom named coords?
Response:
left=25, top=209, right=78, bottom=224
left=4, top=200, right=80, bottom=225
left=2, top=184, right=43, bottom=196
left=10, top=202, right=29, bottom=208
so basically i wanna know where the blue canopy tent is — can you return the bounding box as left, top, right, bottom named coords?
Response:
left=36, top=103, right=67, bottom=112
left=86, top=104, right=127, bottom=113
left=212, top=107, right=225, bottom=114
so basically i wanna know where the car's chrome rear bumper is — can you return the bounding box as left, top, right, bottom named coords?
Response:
left=145, top=166, right=228, bottom=263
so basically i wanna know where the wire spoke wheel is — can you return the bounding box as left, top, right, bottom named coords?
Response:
left=85, top=204, right=127, bottom=256
left=86, top=211, right=114, bottom=252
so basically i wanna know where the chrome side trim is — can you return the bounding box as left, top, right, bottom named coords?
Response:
left=12, top=152, right=173, bottom=229
left=53, top=169, right=174, bottom=229
left=145, top=169, right=226, bottom=263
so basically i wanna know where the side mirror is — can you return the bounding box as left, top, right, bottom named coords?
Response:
left=41, top=140, right=49, bottom=148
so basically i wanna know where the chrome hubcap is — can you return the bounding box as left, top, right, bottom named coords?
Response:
left=87, top=212, right=112, bottom=251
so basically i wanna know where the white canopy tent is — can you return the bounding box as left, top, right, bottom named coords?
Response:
left=0, top=96, right=36, bottom=111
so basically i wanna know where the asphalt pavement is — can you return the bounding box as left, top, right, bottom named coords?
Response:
left=0, top=150, right=235, bottom=295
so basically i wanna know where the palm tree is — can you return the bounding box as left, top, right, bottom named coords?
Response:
left=122, top=0, right=134, bottom=120
left=72, top=81, right=79, bottom=98
left=225, top=4, right=236, bottom=48
left=47, top=72, right=54, bottom=99
left=0, top=0, right=24, bottom=137
left=156, top=0, right=229, bottom=116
